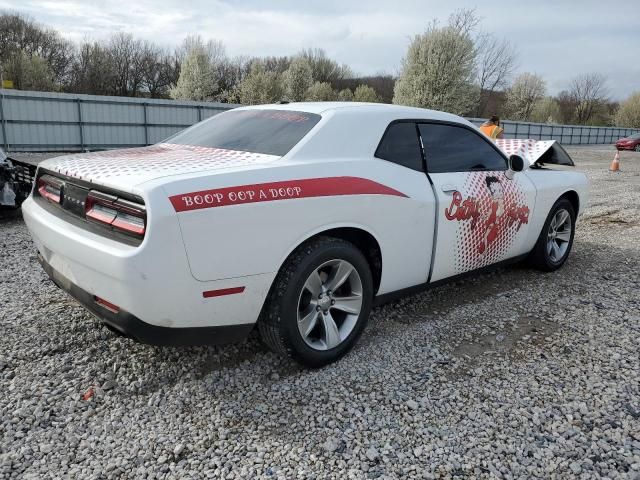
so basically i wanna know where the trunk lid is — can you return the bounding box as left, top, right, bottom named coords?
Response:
left=39, top=143, right=280, bottom=194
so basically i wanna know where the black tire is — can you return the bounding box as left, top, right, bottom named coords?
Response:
left=635, top=144, right=640, bottom=152
left=528, top=198, right=576, bottom=271
left=258, top=236, right=373, bottom=368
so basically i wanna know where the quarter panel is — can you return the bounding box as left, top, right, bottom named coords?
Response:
left=523, top=168, right=589, bottom=251
left=22, top=193, right=272, bottom=329
left=165, top=159, right=436, bottom=294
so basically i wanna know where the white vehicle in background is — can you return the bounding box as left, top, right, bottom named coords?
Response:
left=22, top=103, right=588, bottom=367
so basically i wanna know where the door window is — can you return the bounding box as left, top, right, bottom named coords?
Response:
left=375, top=122, right=423, bottom=172
left=419, top=123, right=507, bottom=173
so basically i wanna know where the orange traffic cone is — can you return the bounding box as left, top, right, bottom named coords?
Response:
left=609, top=151, right=620, bottom=172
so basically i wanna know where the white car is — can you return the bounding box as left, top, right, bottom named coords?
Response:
left=22, top=103, right=588, bottom=367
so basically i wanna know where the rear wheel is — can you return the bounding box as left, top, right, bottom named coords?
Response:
left=258, top=236, right=373, bottom=367
left=528, top=198, right=576, bottom=271
left=635, top=144, right=640, bottom=152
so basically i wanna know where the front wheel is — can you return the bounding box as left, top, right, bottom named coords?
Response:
left=635, top=144, right=640, bottom=152
left=258, top=236, right=373, bottom=367
left=528, top=198, right=576, bottom=271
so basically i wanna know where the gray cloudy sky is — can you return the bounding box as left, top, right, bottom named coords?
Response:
left=3, top=0, right=639, bottom=99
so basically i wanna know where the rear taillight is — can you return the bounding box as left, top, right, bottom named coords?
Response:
left=37, top=175, right=64, bottom=204
left=85, top=190, right=146, bottom=238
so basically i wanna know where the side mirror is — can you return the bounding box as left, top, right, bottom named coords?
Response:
left=509, top=154, right=525, bottom=172
left=505, top=154, right=525, bottom=179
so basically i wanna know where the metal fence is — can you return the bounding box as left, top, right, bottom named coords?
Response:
left=0, top=89, right=638, bottom=152
left=0, top=89, right=238, bottom=152
left=466, top=118, right=638, bottom=145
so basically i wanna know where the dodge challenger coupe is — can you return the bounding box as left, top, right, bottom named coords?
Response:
left=22, top=103, right=588, bottom=367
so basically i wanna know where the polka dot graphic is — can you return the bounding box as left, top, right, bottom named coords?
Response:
left=44, top=143, right=280, bottom=183
left=448, top=172, right=530, bottom=274
left=495, top=139, right=556, bottom=165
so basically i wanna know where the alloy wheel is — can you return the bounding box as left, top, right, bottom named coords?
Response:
left=297, top=259, right=363, bottom=351
left=547, top=208, right=572, bottom=263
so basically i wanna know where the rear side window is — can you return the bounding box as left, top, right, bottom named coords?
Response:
left=375, top=122, right=423, bottom=172
left=166, top=109, right=321, bottom=156
left=419, top=123, right=507, bottom=173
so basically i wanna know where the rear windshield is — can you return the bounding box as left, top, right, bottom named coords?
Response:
left=165, top=109, right=321, bottom=156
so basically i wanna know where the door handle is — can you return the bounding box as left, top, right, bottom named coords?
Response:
left=441, top=184, right=458, bottom=194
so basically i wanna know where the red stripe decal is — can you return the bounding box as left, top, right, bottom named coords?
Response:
left=169, top=176, right=407, bottom=212
left=202, top=287, right=245, bottom=298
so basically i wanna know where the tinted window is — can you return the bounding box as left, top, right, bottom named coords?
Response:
left=166, top=109, right=321, bottom=156
left=375, top=122, right=423, bottom=172
left=419, top=123, right=507, bottom=173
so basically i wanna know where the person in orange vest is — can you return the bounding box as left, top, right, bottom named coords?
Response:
left=479, top=115, right=504, bottom=139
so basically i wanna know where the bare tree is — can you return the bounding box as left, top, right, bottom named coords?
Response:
left=446, top=9, right=519, bottom=117
left=216, top=55, right=251, bottom=97
left=106, top=33, right=146, bottom=96
left=569, top=73, right=608, bottom=125
left=140, top=44, right=179, bottom=98
left=260, top=55, right=292, bottom=75
left=555, top=90, right=577, bottom=124
left=475, top=33, right=516, bottom=116
left=448, top=8, right=480, bottom=36
left=68, top=40, right=116, bottom=95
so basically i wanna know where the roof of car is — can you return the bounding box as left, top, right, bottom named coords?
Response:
left=236, top=102, right=467, bottom=124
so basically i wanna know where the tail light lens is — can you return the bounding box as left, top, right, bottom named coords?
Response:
left=85, top=190, right=146, bottom=238
left=37, top=175, right=64, bottom=204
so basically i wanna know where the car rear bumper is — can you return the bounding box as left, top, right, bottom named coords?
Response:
left=615, top=144, right=636, bottom=151
left=38, top=253, right=254, bottom=346
left=37, top=252, right=254, bottom=346
left=22, top=195, right=275, bottom=338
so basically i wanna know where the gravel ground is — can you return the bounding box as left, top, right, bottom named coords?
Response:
left=1, top=147, right=639, bottom=479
